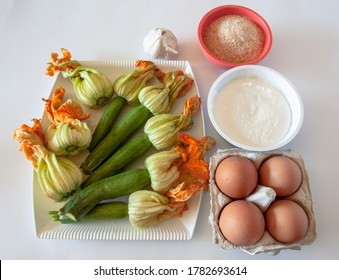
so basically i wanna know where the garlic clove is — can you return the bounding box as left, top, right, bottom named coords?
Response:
left=161, top=30, right=178, bottom=54
left=245, top=185, right=276, bottom=212
left=143, top=29, right=162, bottom=58
left=143, top=28, right=178, bottom=59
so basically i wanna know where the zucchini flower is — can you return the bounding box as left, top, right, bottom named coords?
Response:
left=128, top=190, right=188, bottom=229
left=157, top=69, right=194, bottom=100
left=43, top=87, right=92, bottom=156
left=138, top=69, right=194, bottom=115
left=146, top=133, right=216, bottom=194
left=112, top=60, right=157, bottom=106
left=144, top=95, right=201, bottom=150
left=129, top=133, right=216, bottom=229
left=80, top=67, right=195, bottom=174
left=50, top=134, right=215, bottom=224
left=46, top=48, right=113, bottom=108
left=144, top=151, right=181, bottom=194
left=13, top=119, right=83, bottom=202
left=137, top=86, right=170, bottom=115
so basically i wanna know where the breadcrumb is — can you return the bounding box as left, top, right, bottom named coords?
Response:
left=203, top=15, right=264, bottom=63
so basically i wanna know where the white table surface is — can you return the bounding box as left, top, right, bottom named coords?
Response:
left=1, top=0, right=339, bottom=260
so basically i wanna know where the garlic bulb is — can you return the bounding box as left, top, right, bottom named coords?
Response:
left=143, top=28, right=178, bottom=59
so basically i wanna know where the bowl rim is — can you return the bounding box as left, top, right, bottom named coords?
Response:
left=198, top=5, right=273, bottom=68
left=207, top=65, right=304, bottom=151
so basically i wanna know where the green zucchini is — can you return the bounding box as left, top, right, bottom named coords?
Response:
left=54, top=169, right=150, bottom=221
left=49, top=201, right=128, bottom=223
left=81, top=104, right=153, bottom=174
left=88, top=96, right=126, bottom=152
left=82, top=134, right=153, bottom=188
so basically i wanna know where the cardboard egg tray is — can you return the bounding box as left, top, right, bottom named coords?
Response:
left=209, top=148, right=316, bottom=255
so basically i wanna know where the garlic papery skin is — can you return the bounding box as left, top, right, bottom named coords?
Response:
left=245, top=185, right=276, bottom=212
left=45, top=120, right=92, bottom=156
left=143, top=28, right=178, bottom=59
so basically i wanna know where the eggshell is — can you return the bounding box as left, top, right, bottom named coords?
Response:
left=258, top=155, right=302, bottom=197
left=265, top=199, right=309, bottom=244
left=219, top=200, right=265, bottom=246
left=215, top=156, right=258, bottom=198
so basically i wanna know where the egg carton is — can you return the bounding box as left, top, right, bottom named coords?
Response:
left=209, top=148, right=317, bottom=255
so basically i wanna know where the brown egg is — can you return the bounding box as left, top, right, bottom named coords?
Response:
left=265, top=199, right=309, bottom=244
left=215, top=156, right=258, bottom=198
left=259, top=155, right=302, bottom=197
left=218, top=200, right=265, bottom=246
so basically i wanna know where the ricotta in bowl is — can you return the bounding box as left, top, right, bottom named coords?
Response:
left=208, top=65, right=303, bottom=151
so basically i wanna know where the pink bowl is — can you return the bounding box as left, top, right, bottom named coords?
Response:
left=198, top=5, right=272, bottom=68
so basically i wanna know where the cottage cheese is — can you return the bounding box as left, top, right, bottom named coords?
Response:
left=213, top=76, right=292, bottom=148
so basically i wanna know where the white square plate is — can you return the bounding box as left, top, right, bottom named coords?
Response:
left=33, top=60, right=205, bottom=240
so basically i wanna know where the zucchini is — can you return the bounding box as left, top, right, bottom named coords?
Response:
left=82, top=134, right=153, bottom=188
left=81, top=96, right=201, bottom=185
left=81, top=104, right=153, bottom=174
left=49, top=201, right=128, bottom=223
left=54, top=169, right=150, bottom=221
left=88, top=96, right=126, bottom=152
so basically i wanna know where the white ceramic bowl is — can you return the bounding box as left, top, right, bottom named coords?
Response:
left=207, top=65, right=304, bottom=151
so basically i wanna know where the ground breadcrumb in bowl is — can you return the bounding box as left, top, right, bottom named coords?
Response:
left=198, top=5, right=272, bottom=68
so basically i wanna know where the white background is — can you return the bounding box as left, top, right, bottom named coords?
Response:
left=1, top=0, right=339, bottom=260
